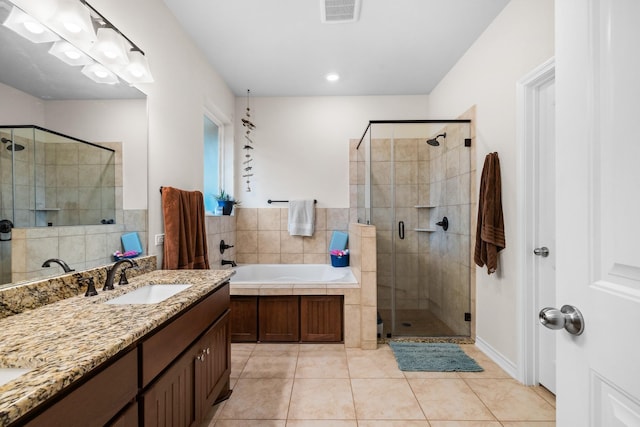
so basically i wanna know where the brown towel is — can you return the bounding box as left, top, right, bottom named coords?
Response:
left=474, top=152, right=505, bottom=274
left=161, top=186, right=210, bottom=270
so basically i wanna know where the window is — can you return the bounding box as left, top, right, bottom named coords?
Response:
left=203, top=115, right=220, bottom=214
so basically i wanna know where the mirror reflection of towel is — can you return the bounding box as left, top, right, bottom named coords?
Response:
left=288, top=200, right=315, bottom=236
left=161, top=186, right=210, bottom=270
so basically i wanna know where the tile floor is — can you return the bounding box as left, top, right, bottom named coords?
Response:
left=204, top=343, right=556, bottom=427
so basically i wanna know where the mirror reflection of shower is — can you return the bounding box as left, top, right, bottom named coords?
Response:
left=426, top=132, right=446, bottom=146
left=1, top=137, right=25, bottom=151
left=0, top=126, right=117, bottom=228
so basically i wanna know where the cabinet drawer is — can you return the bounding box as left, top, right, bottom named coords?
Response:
left=141, top=282, right=229, bottom=387
left=24, top=348, right=138, bottom=427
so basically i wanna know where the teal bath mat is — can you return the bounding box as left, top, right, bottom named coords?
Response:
left=388, top=342, right=483, bottom=372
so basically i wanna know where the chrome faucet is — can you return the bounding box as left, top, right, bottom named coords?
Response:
left=221, top=259, right=237, bottom=267
left=42, top=258, right=75, bottom=273
left=103, top=259, right=136, bottom=291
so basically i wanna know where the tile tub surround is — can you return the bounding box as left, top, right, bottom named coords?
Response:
left=235, top=207, right=350, bottom=265
left=0, top=255, right=157, bottom=319
left=0, top=268, right=234, bottom=426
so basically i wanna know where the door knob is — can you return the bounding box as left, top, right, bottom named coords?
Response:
left=534, top=247, right=549, bottom=257
left=539, top=305, right=585, bottom=335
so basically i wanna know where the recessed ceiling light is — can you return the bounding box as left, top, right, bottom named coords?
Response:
left=326, top=73, right=340, bottom=82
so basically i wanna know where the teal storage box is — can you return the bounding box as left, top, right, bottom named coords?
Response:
left=329, top=231, right=348, bottom=251
left=121, top=232, right=143, bottom=255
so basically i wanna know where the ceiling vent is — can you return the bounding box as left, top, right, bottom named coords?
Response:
left=321, top=0, right=361, bottom=23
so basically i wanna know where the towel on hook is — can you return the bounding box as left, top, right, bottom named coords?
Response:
left=474, top=152, right=505, bottom=274
left=161, top=186, right=210, bottom=270
left=288, top=200, right=315, bottom=236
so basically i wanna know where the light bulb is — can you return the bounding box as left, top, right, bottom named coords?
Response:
left=23, top=21, right=45, bottom=34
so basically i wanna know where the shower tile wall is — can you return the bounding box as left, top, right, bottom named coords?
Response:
left=41, top=141, right=117, bottom=226
left=0, top=132, right=118, bottom=228
left=235, top=207, right=350, bottom=264
left=367, top=137, right=428, bottom=315
left=425, top=124, right=473, bottom=335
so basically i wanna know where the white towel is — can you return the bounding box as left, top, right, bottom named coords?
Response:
left=288, top=200, right=315, bottom=236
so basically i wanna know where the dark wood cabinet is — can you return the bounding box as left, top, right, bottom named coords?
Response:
left=230, top=296, right=258, bottom=342
left=300, top=296, right=343, bottom=342
left=23, top=348, right=138, bottom=427
left=142, top=344, right=197, bottom=427
left=141, top=284, right=231, bottom=427
left=195, top=311, right=231, bottom=420
left=108, top=402, right=138, bottom=427
left=258, top=296, right=299, bottom=342
left=142, top=310, right=230, bottom=427
left=9, top=282, right=231, bottom=427
left=232, top=295, right=343, bottom=343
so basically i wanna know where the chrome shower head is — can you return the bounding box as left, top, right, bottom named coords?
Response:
left=426, top=132, right=446, bottom=147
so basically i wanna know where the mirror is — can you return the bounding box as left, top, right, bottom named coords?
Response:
left=0, top=1, right=144, bottom=100
left=0, top=125, right=117, bottom=228
left=0, top=1, right=148, bottom=288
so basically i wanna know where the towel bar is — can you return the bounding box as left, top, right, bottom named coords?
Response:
left=268, top=199, right=317, bottom=204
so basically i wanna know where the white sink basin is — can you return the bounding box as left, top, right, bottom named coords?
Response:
left=104, top=284, right=191, bottom=305
left=0, top=368, right=31, bottom=387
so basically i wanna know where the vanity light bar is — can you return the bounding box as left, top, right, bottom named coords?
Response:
left=3, top=0, right=153, bottom=85
left=48, top=40, right=93, bottom=66
left=2, top=6, right=59, bottom=43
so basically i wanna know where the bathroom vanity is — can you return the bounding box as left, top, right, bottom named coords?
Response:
left=0, top=269, right=233, bottom=427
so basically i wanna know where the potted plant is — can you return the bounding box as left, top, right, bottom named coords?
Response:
left=214, top=189, right=239, bottom=215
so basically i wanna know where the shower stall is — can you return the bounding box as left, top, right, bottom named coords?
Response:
left=355, top=120, right=474, bottom=338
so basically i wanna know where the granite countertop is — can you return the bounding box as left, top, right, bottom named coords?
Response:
left=0, top=269, right=234, bottom=426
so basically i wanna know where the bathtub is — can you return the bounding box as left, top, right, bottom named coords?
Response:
left=231, top=264, right=357, bottom=285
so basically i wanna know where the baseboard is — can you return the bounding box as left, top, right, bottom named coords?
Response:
left=475, top=335, right=519, bottom=380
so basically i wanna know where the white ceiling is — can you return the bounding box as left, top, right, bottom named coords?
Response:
left=163, top=0, right=510, bottom=97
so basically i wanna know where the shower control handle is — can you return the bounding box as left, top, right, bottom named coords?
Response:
left=219, top=240, right=234, bottom=254
left=398, top=221, right=405, bottom=240
left=436, top=216, right=449, bottom=231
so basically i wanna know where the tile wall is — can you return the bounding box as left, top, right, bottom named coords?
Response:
left=9, top=209, right=147, bottom=283
left=205, top=214, right=237, bottom=270
left=234, top=207, right=350, bottom=265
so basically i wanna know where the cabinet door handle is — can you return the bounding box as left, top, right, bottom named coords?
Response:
left=399, top=221, right=405, bottom=240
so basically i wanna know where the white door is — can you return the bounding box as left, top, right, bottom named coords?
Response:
left=536, top=79, right=556, bottom=394
left=555, top=0, right=640, bottom=425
